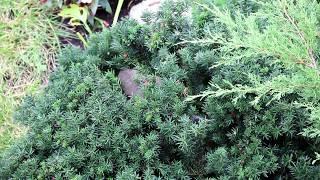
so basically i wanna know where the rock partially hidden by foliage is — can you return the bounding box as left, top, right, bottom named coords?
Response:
left=118, top=69, right=142, bottom=97
left=129, top=0, right=162, bottom=24
left=1, top=0, right=320, bottom=179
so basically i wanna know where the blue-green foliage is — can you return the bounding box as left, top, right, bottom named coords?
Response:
left=1, top=0, right=320, bottom=179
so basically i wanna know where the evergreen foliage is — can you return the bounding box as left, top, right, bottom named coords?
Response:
left=1, top=0, right=320, bottom=179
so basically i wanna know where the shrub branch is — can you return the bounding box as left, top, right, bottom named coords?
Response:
left=281, top=0, right=318, bottom=69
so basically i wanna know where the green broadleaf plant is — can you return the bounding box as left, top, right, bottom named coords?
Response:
left=49, top=0, right=113, bottom=35
left=59, top=4, right=92, bottom=34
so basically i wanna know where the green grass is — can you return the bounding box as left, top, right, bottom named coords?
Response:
left=0, top=0, right=71, bottom=153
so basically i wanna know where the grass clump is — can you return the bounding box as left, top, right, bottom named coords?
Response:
left=0, top=0, right=69, bottom=153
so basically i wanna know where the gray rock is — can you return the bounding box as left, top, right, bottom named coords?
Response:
left=129, top=0, right=192, bottom=24
left=129, top=0, right=162, bottom=24
left=118, top=68, right=163, bottom=98
left=118, top=69, right=142, bottom=97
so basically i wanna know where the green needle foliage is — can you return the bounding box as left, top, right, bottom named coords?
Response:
left=1, top=0, right=320, bottom=179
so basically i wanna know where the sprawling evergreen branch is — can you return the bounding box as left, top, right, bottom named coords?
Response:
left=280, top=0, right=318, bottom=69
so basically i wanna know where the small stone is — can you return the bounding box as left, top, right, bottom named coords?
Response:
left=191, top=115, right=203, bottom=123
left=118, top=69, right=162, bottom=98
left=118, top=69, right=142, bottom=97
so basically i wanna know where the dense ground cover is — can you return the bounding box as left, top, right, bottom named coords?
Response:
left=1, top=0, right=320, bottom=179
